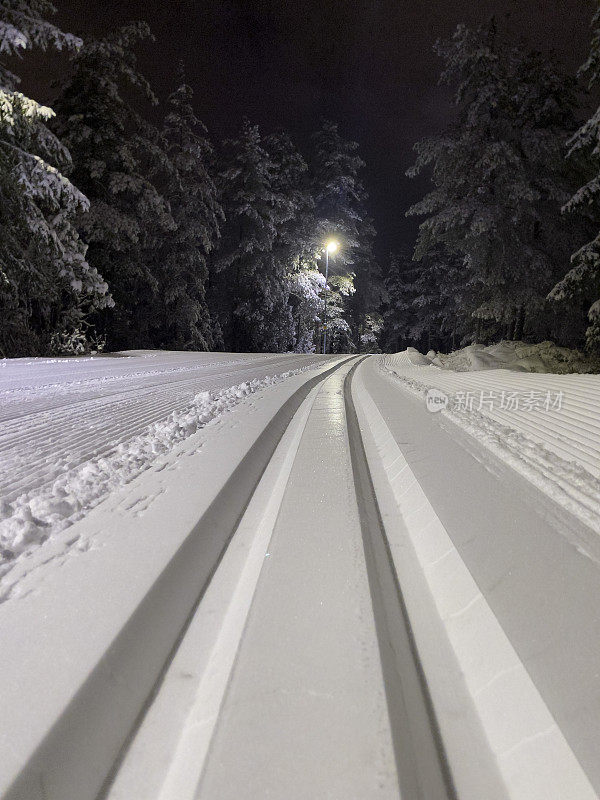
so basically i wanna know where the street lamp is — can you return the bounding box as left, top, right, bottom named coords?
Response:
left=323, top=240, right=338, bottom=354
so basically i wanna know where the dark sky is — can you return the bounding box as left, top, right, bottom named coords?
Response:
left=22, top=0, right=596, bottom=262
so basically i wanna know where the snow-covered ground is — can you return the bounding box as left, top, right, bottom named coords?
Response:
left=2, top=345, right=598, bottom=573
left=1, top=349, right=599, bottom=800
left=360, top=355, right=600, bottom=797
left=0, top=351, right=338, bottom=575
left=380, top=349, right=600, bottom=531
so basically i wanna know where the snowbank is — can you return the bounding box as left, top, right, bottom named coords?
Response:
left=420, top=340, right=600, bottom=374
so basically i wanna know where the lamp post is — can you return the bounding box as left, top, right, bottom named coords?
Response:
left=323, top=239, right=338, bottom=354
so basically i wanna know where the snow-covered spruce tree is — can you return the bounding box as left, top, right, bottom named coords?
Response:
left=358, top=311, right=383, bottom=352
left=211, top=120, right=300, bottom=352
left=287, top=268, right=324, bottom=352
left=549, top=2, right=600, bottom=352
left=380, top=250, right=419, bottom=352
left=310, top=120, right=364, bottom=262
left=309, top=120, right=376, bottom=352
left=407, top=22, right=585, bottom=344
left=0, top=0, right=111, bottom=356
left=379, top=246, right=463, bottom=353
left=323, top=273, right=355, bottom=353
left=265, top=131, right=325, bottom=352
left=407, top=251, right=465, bottom=351
left=52, top=23, right=174, bottom=350
left=153, top=69, right=223, bottom=350
left=348, top=219, right=381, bottom=352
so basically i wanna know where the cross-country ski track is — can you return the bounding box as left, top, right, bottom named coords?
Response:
left=0, top=351, right=599, bottom=800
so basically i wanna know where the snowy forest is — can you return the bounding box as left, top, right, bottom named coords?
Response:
left=0, top=2, right=378, bottom=357
left=2, top=2, right=600, bottom=358
left=382, top=12, right=600, bottom=356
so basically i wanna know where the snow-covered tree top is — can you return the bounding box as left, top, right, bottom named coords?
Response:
left=0, top=0, right=81, bottom=88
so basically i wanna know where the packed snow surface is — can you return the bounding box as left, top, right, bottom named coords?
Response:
left=0, top=351, right=334, bottom=574
left=380, top=350, right=600, bottom=530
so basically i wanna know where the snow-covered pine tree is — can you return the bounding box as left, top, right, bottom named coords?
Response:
left=154, top=68, right=223, bottom=350
left=0, top=0, right=111, bottom=356
left=266, top=131, right=313, bottom=255
left=407, top=252, right=464, bottom=351
left=310, top=120, right=374, bottom=352
left=359, top=312, right=383, bottom=352
left=310, top=120, right=364, bottom=262
left=380, top=250, right=419, bottom=352
left=549, top=1, right=600, bottom=351
left=407, top=22, right=585, bottom=344
left=211, top=119, right=299, bottom=352
left=348, top=216, right=380, bottom=352
left=323, top=273, right=355, bottom=353
left=287, top=268, right=324, bottom=352
left=265, top=130, right=321, bottom=352
left=379, top=247, right=462, bottom=353
left=52, top=23, right=174, bottom=350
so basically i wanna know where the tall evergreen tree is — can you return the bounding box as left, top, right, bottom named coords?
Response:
left=265, top=130, right=316, bottom=351
left=324, top=273, right=355, bottom=352
left=408, top=252, right=464, bottom=351
left=287, top=268, right=324, bottom=352
left=52, top=22, right=174, bottom=350
left=348, top=220, right=380, bottom=351
left=212, top=119, right=298, bottom=352
left=0, top=0, right=111, bottom=356
left=266, top=130, right=314, bottom=263
left=407, top=22, right=585, bottom=344
left=380, top=250, right=419, bottom=352
left=154, top=69, right=223, bottom=350
left=549, top=1, right=600, bottom=351
left=380, top=247, right=463, bottom=353
left=310, top=120, right=375, bottom=352
left=310, top=120, right=364, bottom=261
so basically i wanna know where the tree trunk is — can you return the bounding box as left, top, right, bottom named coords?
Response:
left=514, top=304, right=526, bottom=341
left=507, top=306, right=518, bottom=340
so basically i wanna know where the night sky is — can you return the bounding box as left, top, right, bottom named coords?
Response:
left=22, top=0, right=596, bottom=261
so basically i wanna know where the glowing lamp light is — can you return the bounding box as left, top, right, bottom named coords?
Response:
left=326, top=240, right=339, bottom=253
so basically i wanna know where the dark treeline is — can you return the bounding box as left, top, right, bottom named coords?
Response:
left=0, top=4, right=379, bottom=357
left=5, top=3, right=600, bottom=359
left=381, top=10, right=600, bottom=355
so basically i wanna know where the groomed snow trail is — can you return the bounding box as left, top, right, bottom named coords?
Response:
left=105, top=358, right=454, bottom=800
left=380, top=351, right=600, bottom=530
left=0, top=351, right=337, bottom=571
left=1, top=352, right=599, bottom=800
left=102, top=356, right=598, bottom=800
